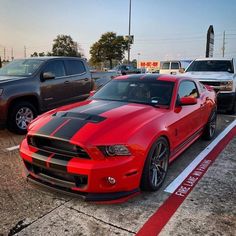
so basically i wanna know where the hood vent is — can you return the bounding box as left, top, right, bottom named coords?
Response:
left=53, top=112, right=106, bottom=123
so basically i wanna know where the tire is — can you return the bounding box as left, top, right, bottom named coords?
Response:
left=202, top=109, right=217, bottom=140
left=8, top=101, right=37, bottom=135
left=141, top=137, right=170, bottom=191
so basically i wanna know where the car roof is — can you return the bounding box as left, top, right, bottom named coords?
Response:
left=194, top=57, right=233, bottom=61
left=114, top=74, right=181, bottom=82
left=15, top=56, right=84, bottom=61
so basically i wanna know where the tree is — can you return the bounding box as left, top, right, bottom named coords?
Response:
left=31, top=52, right=38, bottom=57
left=90, top=32, right=128, bottom=69
left=31, top=52, right=46, bottom=57
left=122, top=59, right=137, bottom=68
left=52, top=34, right=82, bottom=57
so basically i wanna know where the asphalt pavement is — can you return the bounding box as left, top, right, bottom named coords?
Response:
left=0, top=114, right=235, bottom=236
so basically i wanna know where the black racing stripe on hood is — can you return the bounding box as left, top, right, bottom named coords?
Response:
left=70, top=100, right=127, bottom=115
left=32, top=150, right=51, bottom=167
left=37, top=118, right=66, bottom=136
left=53, top=119, right=88, bottom=140
left=50, top=100, right=127, bottom=140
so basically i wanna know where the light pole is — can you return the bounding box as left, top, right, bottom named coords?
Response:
left=128, top=0, right=131, bottom=64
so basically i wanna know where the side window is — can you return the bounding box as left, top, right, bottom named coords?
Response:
left=65, top=60, right=86, bottom=75
left=162, top=62, right=170, bottom=70
left=171, top=62, right=180, bottom=69
left=178, top=81, right=199, bottom=99
left=43, top=60, right=66, bottom=78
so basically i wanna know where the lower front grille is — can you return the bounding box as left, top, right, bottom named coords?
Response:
left=24, top=161, right=88, bottom=189
left=27, top=135, right=90, bottom=159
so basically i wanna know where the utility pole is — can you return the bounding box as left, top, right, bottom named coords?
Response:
left=128, top=0, right=131, bottom=64
left=24, top=46, right=26, bottom=58
left=4, top=47, right=6, bottom=60
left=222, top=31, right=225, bottom=57
left=11, top=48, right=14, bottom=60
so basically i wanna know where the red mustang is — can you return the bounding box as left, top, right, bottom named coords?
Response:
left=20, top=74, right=217, bottom=201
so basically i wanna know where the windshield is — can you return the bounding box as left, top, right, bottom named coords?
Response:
left=186, top=60, right=234, bottom=73
left=92, top=79, right=174, bottom=106
left=0, top=59, right=44, bottom=76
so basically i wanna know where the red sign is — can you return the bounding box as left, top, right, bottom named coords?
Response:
left=139, top=61, right=160, bottom=68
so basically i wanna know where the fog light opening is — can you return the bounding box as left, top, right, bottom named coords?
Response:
left=107, top=177, right=116, bottom=185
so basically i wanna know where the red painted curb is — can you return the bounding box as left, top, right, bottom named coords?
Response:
left=136, top=126, right=236, bottom=236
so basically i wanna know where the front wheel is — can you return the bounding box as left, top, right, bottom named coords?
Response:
left=141, top=137, right=170, bottom=191
left=8, top=101, right=37, bottom=134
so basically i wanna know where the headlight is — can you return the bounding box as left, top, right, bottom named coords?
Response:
left=98, top=145, right=131, bottom=157
left=220, top=81, right=233, bottom=91
left=0, top=88, right=3, bottom=96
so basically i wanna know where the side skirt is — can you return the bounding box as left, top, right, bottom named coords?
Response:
left=169, top=127, right=204, bottom=163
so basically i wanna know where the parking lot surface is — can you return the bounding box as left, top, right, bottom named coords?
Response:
left=0, top=114, right=235, bottom=236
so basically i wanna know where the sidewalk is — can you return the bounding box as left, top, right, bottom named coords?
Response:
left=159, top=137, right=236, bottom=235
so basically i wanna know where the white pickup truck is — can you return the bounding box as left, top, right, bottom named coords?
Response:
left=184, top=58, right=236, bottom=114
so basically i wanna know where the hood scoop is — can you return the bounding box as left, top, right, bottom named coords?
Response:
left=53, top=111, right=106, bottom=123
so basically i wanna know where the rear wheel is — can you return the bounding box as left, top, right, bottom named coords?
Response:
left=202, top=109, right=217, bottom=140
left=141, top=137, right=169, bottom=191
left=8, top=101, right=37, bottom=134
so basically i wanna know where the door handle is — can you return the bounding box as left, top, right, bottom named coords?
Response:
left=64, top=80, right=70, bottom=84
left=84, top=78, right=89, bottom=81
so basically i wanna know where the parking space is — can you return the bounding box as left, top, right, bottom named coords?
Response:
left=0, top=113, right=235, bottom=235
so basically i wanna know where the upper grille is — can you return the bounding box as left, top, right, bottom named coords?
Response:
left=27, top=135, right=90, bottom=159
left=200, top=81, right=221, bottom=86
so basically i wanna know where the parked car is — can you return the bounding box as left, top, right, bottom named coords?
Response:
left=160, top=60, right=192, bottom=75
left=184, top=58, right=236, bottom=114
left=0, top=57, right=114, bottom=134
left=20, top=74, right=217, bottom=201
left=110, top=64, right=141, bottom=75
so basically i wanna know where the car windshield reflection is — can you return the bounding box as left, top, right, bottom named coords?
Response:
left=92, top=80, right=174, bottom=107
left=0, top=59, right=44, bottom=77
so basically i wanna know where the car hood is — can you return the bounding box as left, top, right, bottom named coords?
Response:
left=0, top=75, right=28, bottom=83
left=184, top=72, right=234, bottom=81
left=28, top=99, right=166, bottom=144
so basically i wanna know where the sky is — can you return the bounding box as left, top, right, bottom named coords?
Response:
left=0, top=0, right=236, bottom=61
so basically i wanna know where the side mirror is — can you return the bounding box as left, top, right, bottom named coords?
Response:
left=180, top=97, right=197, bottom=105
left=41, top=72, right=55, bottom=81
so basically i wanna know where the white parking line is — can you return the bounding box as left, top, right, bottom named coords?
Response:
left=5, top=145, right=20, bottom=151
left=164, top=119, right=236, bottom=194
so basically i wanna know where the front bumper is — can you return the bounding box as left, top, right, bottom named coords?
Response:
left=20, top=138, right=142, bottom=201
left=217, top=92, right=236, bottom=111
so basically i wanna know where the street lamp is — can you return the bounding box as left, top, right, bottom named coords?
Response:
left=128, top=0, right=131, bottom=64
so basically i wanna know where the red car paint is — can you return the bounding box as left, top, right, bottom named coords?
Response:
left=19, top=74, right=216, bottom=201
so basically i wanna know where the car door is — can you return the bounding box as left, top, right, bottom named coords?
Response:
left=170, top=80, right=203, bottom=151
left=64, top=59, right=92, bottom=102
left=170, top=61, right=181, bottom=75
left=160, top=62, right=170, bottom=74
left=40, top=59, right=71, bottom=110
